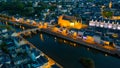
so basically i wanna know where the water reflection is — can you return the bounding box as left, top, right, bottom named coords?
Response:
left=105, top=54, right=108, bottom=56
left=87, top=47, right=110, bottom=57
left=88, top=48, right=101, bottom=54
left=40, top=33, right=44, bottom=42
left=56, top=38, right=78, bottom=47
left=38, top=33, right=110, bottom=57
left=52, top=36, right=109, bottom=56
left=87, top=48, right=90, bottom=50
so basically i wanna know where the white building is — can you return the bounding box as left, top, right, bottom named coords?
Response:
left=89, top=19, right=120, bottom=30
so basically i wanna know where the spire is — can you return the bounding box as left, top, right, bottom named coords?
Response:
left=109, top=0, right=112, bottom=9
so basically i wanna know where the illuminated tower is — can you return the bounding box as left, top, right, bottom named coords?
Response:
left=109, top=1, right=112, bottom=9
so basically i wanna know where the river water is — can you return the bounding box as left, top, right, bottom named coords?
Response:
left=25, top=32, right=120, bottom=68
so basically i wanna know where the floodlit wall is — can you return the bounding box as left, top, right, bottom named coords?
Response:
left=58, top=15, right=87, bottom=29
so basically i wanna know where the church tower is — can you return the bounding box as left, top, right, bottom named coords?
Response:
left=109, top=0, right=112, bottom=9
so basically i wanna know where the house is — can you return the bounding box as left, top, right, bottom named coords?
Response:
left=6, top=42, right=15, bottom=50
left=9, top=50, right=17, bottom=58
left=31, top=48, right=41, bottom=59
left=0, top=54, right=11, bottom=65
left=13, top=55, right=30, bottom=65
left=13, top=37, right=22, bottom=47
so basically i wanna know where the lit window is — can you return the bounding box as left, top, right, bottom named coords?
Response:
left=117, top=25, right=120, bottom=30
left=108, top=24, right=112, bottom=29
left=100, top=22, right=104, bottom=28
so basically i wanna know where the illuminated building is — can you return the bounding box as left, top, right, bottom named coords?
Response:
left=42, top=23, right=48, bottom=28
left=18, top=18, right=24, bottom=23
left=117, top=25, right=120, bottom=30
left=11, top=16, right=15, bottom=21
left=58, top=15, right=87, bottom=29
left=95, top=20, right=100, bottom=27
left=26, top=19, right=30, bottom=23
left=72, top=32, right=77, bottom=39
left=31, top=20, right=37, bottom=25
left=100, top=21, right=104, bottom=28
left=52, top=27, right=59, bottom=32
left=61, top=29, right=67, bottom=36
left=111, top=16, right=120, bottom=20
left=112, top=22, right=117, bottom=30
left=108, top=22, right=112, bottom=29
left=89, top=20, right=120, bottom=30
left=83, top=36, right=95, bottom=44
left=89, top=20, right=95, bottom=26
left=104, top=22, right=108, bottom=28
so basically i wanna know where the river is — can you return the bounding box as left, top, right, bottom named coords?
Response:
left=25, top=32, right=120, bottom=68
left=2, top=20, right=120, bottom=68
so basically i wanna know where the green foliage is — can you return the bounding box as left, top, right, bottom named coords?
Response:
left=0, top=1, right=34, bottom=16
left=102, top=11, right=113, bottom=18
left=0, top=42, right=7, bottom=48
left=0, top=1, right=57, bottom=17
left=22, top=7, right=34, bottom=16
left=48, top=6, right=57, bottom=11
left=25, top=2, right=33, bottom=7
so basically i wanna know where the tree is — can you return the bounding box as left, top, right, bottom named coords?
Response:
left=0, top=42, right=9, bottom=54
left=102, top=11, right=113, bottom=18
